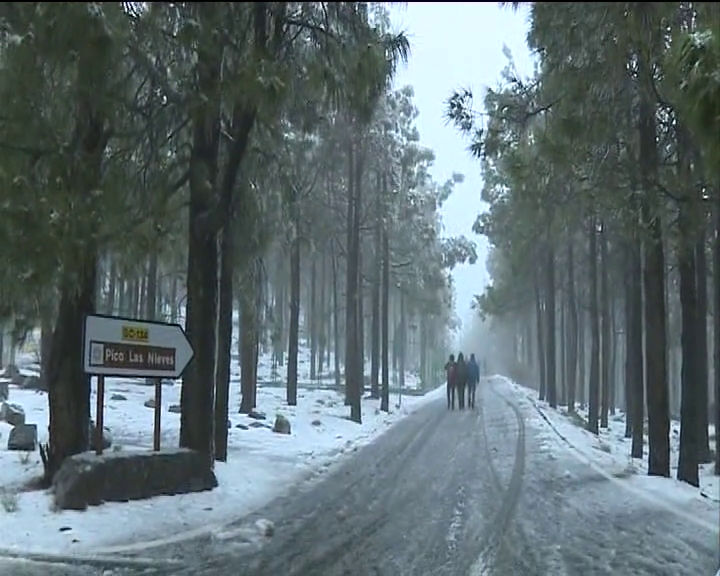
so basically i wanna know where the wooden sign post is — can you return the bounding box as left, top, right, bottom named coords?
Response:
left=82, top=314, right=194, bottom=455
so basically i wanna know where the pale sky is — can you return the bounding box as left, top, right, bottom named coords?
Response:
left=390, top=3, right=535, bottom=330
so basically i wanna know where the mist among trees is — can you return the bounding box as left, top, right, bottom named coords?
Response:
left=450, top=3, right=720, bottom=486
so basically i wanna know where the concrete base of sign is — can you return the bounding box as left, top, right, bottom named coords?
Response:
left=52, top=448, right=218, bottom=511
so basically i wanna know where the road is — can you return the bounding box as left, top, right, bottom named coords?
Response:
left=3, top=377, right=718, bottom=575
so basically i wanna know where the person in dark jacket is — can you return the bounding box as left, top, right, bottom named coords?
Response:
left=445, top=354, right=457, bottom=410
left=455, top=352, right=468, bottom=410
left=467, top=353, right=480, bottom=409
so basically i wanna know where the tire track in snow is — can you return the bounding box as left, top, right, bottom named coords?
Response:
left=239, top=402, right=449, bottom=575
left=475, top=381, right=550, bottom=574
left=468, top=380, right=526, bottom=576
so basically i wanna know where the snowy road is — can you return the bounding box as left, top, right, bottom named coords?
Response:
left=3, top=378, right=718, bottom=575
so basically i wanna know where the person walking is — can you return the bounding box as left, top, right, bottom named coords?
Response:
left=467, top=353, right=480, bottom=409
left=445, top=354, right=457, bottom=410
left=455, top=352, right=468, bottom=410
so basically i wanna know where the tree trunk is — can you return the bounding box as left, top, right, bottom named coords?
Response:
left=566, top=237, right=578, bottom=412
left=587, top=217, right=601, bottom=435
left=275, top=277, right=285, bottom=368
left=714, top=196, right=720, bottom=476
left=310, top=254, right=318, bottom=381
left=179, top=28, right=222, bottom=466
left=117, top=279, right=126, bottom=318
left=623, top=246, right=634, bottom=439
left=560, top=291, right=567, bottom=406
left=380, top=173, right=391, bottom=412
left=344, top=140, right=356, bottom=407
left=239, top=276, right=256, bottom=414
left=370, top=211, right=381, bottom=399
left=107, top=257, right=117, bottom=315
left=694, top=234, right=711, bottom=463
left=533, top=265, right=546, bottom=399
left=331, top=244, right=341, bottom=390
left=43, top=257, right=96, bottom=484
left=138, top=271, right=147, bottom=320
left=319, top=250, right=327, bottom=376
left=398, top=290, right=406, bottom=390
left=129, top=277, right=138, bottom=319
left=578, top=306, right=586, bottom=407
left=609, top=297, right=617, bottom=416
left=357, top=250, right=365, bottom=394
left=344, top=135, right=362, bottom=422
left=677, top=232, right=700, bottom=487
left=629, top=238, right=645, bottom=458
left=600, top=223, right=610, bottom=428
left=42, top=23, right=110, bottom=481
left=287, top=233, right=301, bottom=406
left=170, top=276, right=178, bottom=323
left=252, top=259, right=263, bottom=408
left=214, top=218, right=234, bottom=462
left=420, top=318, right=428, bottom=388
left=639, top=88, right=670, bottom=478
left=146, top=251, right=158, bottom=320
left=143, top=250, right=159, bottom=387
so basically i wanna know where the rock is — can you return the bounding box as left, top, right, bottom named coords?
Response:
left=8, top=423, right=37, bottom=451
left=22, top=375, right=46, bottom=392
left=311, top=419, right=322, bottom=427
left=89, top=420, right=113, bottom=450
left=235, top=423, right=249, bottom=430
left=53, top=448, right=218, bottom=511
left=0, top=380, right=8, bottom=402
left=255, top=518, right=275, bottom=538
left=143, top=398, right=156, bottom=409
left=110, top=394, right=127, bottom=401
left=168, top=404, right=181, bottom=414
left=248, top=411, right=266, bottom=420
left=272, top=414, right=291, bottom=435
left=2, top=364, right=22, bottom=385
left=1, top=402, right=25, bottom=426
left=143, top=377, right=175, bottom=387
left=248, top=421, right=269, bottom=429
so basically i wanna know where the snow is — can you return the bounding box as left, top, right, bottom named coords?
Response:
left=499, top=376, right=720, bottom=532
left=0, top=342, right=441, bottom=556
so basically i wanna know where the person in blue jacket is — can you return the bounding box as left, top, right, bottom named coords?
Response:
left=467, top=353, right=480, bottom=409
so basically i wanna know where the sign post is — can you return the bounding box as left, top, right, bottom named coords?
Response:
left=153, top=377, right=162, bottom=451
left=82, top=314, right=194, bottom=454
left=95, top=375, right=105, bottom=455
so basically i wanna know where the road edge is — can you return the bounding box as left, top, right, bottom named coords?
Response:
left=91, top=388, right=446, bottom=556
left=496, top=376, right=720, bottom=537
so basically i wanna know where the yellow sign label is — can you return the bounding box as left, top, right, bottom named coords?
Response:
left=122, top=325, right=149, bottom=342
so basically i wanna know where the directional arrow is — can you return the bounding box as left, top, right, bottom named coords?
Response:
left=83, top=314, right=194, bottom=379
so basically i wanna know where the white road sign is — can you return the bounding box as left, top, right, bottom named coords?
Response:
left=83, top=314, right=194, bottom=379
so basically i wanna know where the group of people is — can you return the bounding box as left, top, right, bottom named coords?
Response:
left=444, top=352, right=481, bottom=410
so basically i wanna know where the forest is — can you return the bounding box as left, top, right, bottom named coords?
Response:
left=0, top=3, right=476, bottom=485
left=449, top=3, right=720, bottom=486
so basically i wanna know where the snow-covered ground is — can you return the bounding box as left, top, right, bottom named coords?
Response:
left=501, top=376, right=720, bottom=531
left=0, top=342, right=440, bottom=555
left=257, top=350, right=424, bottom=391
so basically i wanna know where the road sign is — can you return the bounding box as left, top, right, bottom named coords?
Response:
left=83, top=314, right=194, bottom=379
